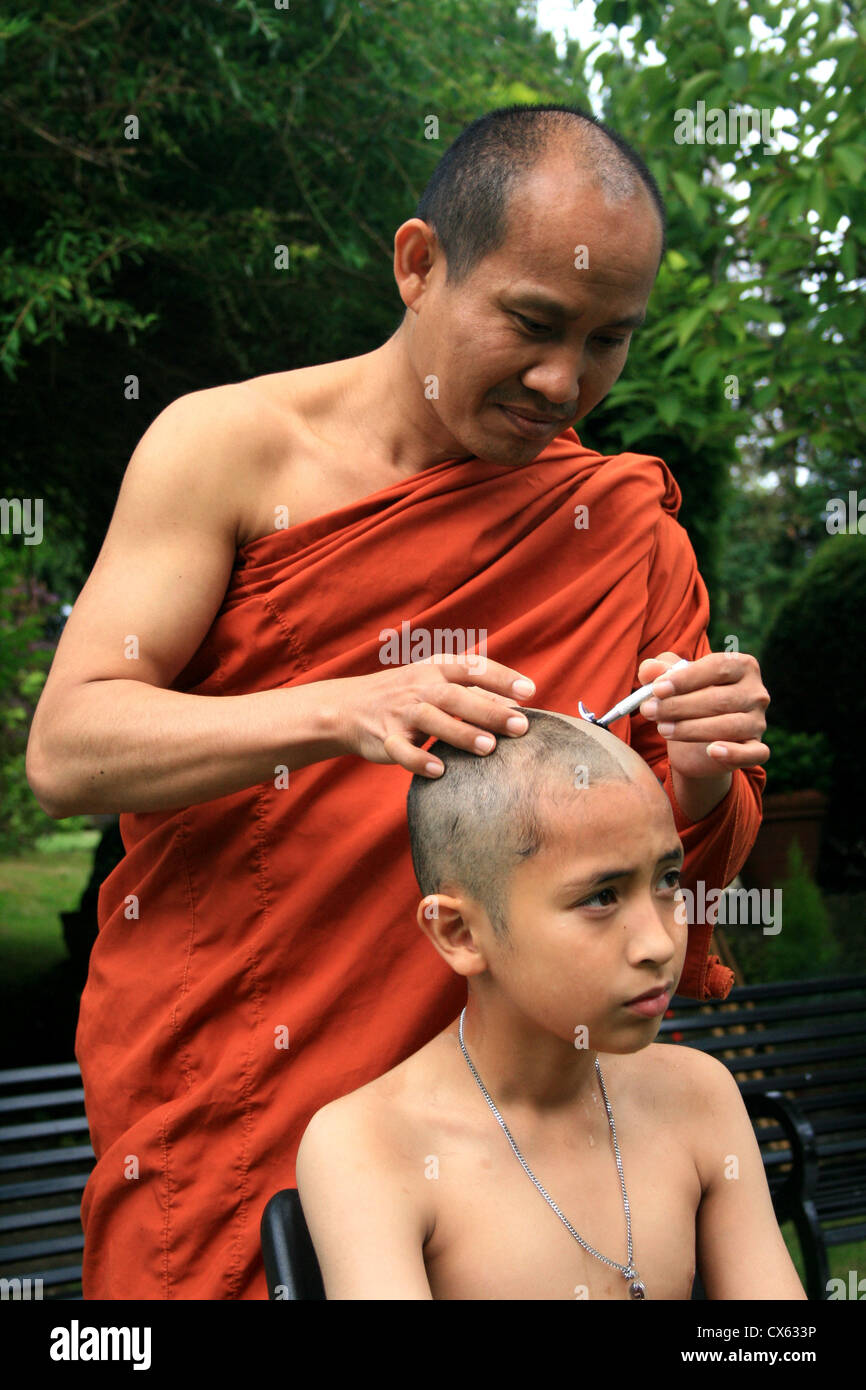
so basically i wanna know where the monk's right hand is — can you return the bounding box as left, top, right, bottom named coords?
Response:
left=325, top=656, right=537, bottom=777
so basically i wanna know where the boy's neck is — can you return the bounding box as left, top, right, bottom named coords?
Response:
left=456, top=993, right=608, bottom=1117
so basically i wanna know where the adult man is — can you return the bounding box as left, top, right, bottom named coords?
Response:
left=26, top=103, right=769, bottom=1300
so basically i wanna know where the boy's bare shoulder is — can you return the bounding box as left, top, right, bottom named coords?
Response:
left=297, top=1034, right=445, bottom=1167
left=613, top=1039, right=740, bottom=1116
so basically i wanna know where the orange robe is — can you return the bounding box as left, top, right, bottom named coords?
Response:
left=76, top=429, right=765, bottom=1299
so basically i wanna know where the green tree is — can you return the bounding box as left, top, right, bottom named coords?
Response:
left=580, top=0, right=864, bottom=640
left=4, top=0, right=861, bottom=634
left=0, top=544, right=64, bottom=851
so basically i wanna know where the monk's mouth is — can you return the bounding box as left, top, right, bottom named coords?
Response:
left=497, top=405, right=563, bottom=438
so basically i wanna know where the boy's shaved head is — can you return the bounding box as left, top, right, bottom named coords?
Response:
left=407, top=708, right=655, bottom=939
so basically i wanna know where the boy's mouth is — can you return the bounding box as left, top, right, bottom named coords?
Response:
left=623, top=981, right=673, bottom=1018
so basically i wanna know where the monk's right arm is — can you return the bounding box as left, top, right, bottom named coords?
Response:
left=28, top=680, right=346, bottom=817
left=26, top=390, right=345, bottom=818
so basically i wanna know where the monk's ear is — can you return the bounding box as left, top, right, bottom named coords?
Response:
left=416, top=895, right=489, bottom=977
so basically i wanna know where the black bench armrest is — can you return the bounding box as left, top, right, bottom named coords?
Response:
left=261, top=1189, right=325, bottom=1301
left=745, top=1084, right=817, bottom=1217
left=742, top=1088, right=820, bottom=1216
left=742, top=1088, right=829, bottom=1299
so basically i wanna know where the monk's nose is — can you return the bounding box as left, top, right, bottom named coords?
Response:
left=521, top=355, right=582, bottom=407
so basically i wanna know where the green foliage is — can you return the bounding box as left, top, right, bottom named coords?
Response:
left=0, top=545, right=61, bottom=852
left=764, top=726, right=834, bottom=795
left=2, top=0, right=862, bottom=670
left=760, top=533, right=866, bottom=743
left=760, top=533, right=866, bottom=888
left=577, top=0, right=866, bottom=620
left=762, top=839, right=838, bottom=982
left=1, top=1, right=565, bottom=385
left=2, top=0, right=585, bottom=578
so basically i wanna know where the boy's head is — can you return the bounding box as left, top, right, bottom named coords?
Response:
left=407, top=708, right=688, bottom=1050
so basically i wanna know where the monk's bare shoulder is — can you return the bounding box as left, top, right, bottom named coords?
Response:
left=200, top=374, right=305, bottom=549
left=145, top=377, right=298, bottom=552
left=230, top=362, right=378, bottom=545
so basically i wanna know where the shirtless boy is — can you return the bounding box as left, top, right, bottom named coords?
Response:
left=296, top=710, right=805, bottom=1301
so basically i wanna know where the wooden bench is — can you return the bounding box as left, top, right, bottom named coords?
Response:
left=0, top=1063, right=95, bottom=1300
left=659, top=974, right=866, bottom=1300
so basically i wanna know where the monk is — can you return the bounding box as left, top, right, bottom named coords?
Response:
left=25, top=102, right=770, bottom=1300
left=297, top=712, right=804, bottom=1300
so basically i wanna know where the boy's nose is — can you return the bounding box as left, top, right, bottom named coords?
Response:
left=626, top=901, right=679, bottom=964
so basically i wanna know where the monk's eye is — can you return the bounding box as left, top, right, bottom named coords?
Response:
left=515, top=313, right=551, bottom=335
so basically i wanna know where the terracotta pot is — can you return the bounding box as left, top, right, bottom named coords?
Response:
left=740, top=789, right=828, bottom=890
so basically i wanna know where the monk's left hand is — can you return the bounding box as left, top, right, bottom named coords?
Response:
left=637, top=650, right=770, bottom=783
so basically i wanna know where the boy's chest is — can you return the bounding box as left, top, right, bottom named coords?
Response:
left=421, top=1121, right=701, bottom=1301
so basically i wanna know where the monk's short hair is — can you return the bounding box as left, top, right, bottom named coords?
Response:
left=413, top=102, right=667, bottom=287
left=406, top=709, right=637, bottom=940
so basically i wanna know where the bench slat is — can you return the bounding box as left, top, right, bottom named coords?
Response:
left=664, top=1005, right=866, bottom=1040
left=0, top=1205, right=82, bottom=1234
left=0, top=1089, right=86, bottom=1116
left=0, top=1064, right=84, bottom=1086
left=739, top=1064, right=866, bottom=1095
left=4, top=1263, right=85, bottom=1289
left=1, top=1233, right=85, bottom=1263
left=0, top=1172, right=91, bottom=1202
left=0, top=1117, right=91, bottom=1144
left=0, top=1145, right=95, bottom=1174
left=673, top=976, right=866, bottom=1005
left=670, top=1040, right=865, bottom=1068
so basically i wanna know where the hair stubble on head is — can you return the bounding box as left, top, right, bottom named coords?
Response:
left=412, top=102, right=668, bottom=290
left=406, top=709, right=644, bottom=942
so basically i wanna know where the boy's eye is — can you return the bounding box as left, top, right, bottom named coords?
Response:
left=575, top=869, right=681, bottom=910
left=577, top=887, right=618, bottom=908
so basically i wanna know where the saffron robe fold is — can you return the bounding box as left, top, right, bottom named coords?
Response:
left=76, top=428, right=765, bottom=1300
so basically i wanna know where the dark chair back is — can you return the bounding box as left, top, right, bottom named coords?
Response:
left=261, top=1188, right=326, bottom=1300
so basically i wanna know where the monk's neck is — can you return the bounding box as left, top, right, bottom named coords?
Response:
left=341, top=332, right=477, bottom=475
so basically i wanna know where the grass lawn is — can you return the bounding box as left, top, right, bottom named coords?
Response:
left=780, top=1222, right=864, bottom=1295
left=1, top=831, right=864, bottom=1292
left=0, top=829, right=99, bottom=1064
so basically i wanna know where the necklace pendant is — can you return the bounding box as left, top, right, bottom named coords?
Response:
left=627, top=1274, right=647, bottom=1299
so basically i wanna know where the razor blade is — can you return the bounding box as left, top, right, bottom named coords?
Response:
left=579, top=658, right=691, bottom=729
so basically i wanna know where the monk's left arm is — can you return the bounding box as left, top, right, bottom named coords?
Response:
left=630, top=511, right=770, bottom=999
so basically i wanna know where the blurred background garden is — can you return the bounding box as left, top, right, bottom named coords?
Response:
left=1, top=0, right=865, bottom=1287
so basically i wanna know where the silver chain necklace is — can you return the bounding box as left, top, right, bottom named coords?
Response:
left=458, top=1006, right=646, bottom=1299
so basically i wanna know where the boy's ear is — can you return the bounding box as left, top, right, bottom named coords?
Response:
left=416, top=895, right=489, bottom=977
